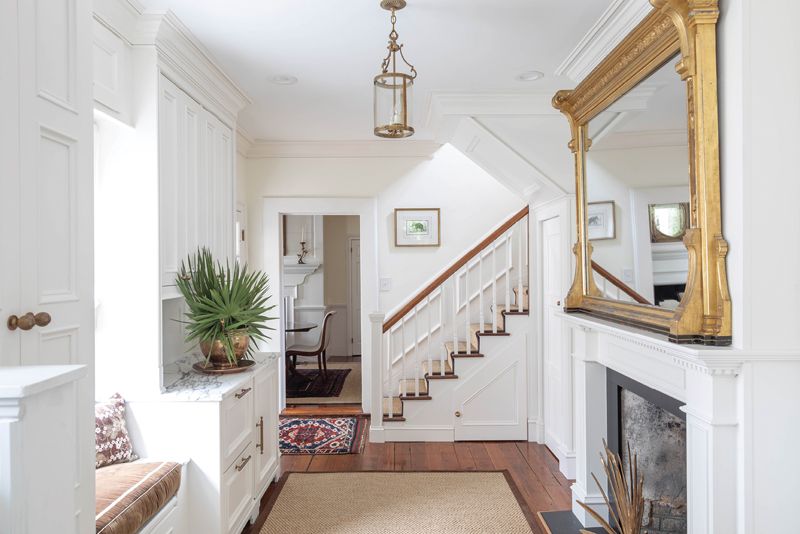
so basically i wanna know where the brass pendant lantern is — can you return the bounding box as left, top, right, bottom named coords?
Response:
left=374, top=0, right=417, bottom=138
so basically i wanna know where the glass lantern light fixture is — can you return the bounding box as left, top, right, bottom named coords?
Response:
left=374, top=0, right=417, bottom=139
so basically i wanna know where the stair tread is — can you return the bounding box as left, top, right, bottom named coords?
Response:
left=422, top=359, right=454, bottom=375
left=444, top=341, right=479, bottom=355
left=383, top=396, right=403, bottom=418
left=470, top=323, right=508, bottom=335
left=399, top=378, right=429, bottom=396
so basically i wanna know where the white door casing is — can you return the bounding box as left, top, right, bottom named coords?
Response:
left=452, top=333, right=528, bottom=441
left=1, top=0, right=95, bottom=532
left=348, top=237, right=362, bottom=356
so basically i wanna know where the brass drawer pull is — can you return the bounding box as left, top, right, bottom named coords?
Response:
left=235, top=387, right=252, bottom=399
left=256, top=416, right=264, bottom=455
left=235, top=454, right=251, bottom=472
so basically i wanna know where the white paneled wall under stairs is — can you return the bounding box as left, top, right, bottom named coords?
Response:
left=372, top=207, right=531, bottom=442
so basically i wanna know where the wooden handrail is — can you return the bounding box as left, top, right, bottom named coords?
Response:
left=383, top=206, right=529, bottom=333
left=590, top=260, right=652, bottom=305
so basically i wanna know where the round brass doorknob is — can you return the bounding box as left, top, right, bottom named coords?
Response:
left=455, top=411, right=462, bottom=418
left=34, top=312, right=51, bottom=327
left=7, top=312, right=51, bottom=331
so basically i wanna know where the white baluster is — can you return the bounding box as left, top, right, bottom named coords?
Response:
left=465, top=267, right=471, bottom=354
left=425, top=296, right=432, bottom=379
left=479, top=253, right=485, bottom=334
left=492, top=243, right=498, bottom=334
left=518, top=221, right=524, bottom=312
left=414, top=305, right=420, bottom=396
left=439, top=288, right=445, bottom=376
left=452, top=277, right=458, bottom=355
left=505, top=232, right=511, bottom=326
left=401, top=317, right=407, bottom=397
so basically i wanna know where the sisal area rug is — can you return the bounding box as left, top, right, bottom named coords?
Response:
left=286, top=368, right=351, bottom=398
left=260, top=472, right=535, bottom=534
left=279, top=416, right=366, bottom=455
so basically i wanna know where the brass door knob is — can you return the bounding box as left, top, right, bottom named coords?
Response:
left=7, top=312, right=51, bottom=331
left=455, top=411, right=462, bottom=418
left=34, top=312, right=51, bottom=327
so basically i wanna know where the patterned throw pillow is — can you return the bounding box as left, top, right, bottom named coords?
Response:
left=95, top=393, right=137, bottom=468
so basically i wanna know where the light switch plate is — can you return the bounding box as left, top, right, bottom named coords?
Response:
left=622, top=269, right=634, bottom=283
left=379, top=278, right=392, bottom=292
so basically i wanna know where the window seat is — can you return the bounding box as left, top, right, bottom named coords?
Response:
left=95, top=461, right=182, bottom=534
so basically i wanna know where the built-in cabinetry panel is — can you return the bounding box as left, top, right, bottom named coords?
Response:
left=159, top=74, right=234, bottom=299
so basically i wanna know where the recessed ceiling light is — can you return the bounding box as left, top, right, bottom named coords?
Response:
left=270, top=75, right=298, bottom=86
left=516, top=70, right=544, bottom=82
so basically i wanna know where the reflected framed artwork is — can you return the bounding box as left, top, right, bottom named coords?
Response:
left=394, top=208, right=441, bottom=247
left=587, top=201, right=615, bottom=240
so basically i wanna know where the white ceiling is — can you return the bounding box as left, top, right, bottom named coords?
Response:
left=137, top=0, right=613, bottom=141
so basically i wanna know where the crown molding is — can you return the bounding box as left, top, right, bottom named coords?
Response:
left=555, top=0, right=652, bottom=83
left=136, top=11, right=251, bottom=127
left=245, top=140, right=442, bottom=159
left=236, top=127, right=255, bottom=157
left=426, top=92, right=558, bottom=125
left=92, top=0, right=145, bottom=44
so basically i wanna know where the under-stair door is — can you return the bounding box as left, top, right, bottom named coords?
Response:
left=452, top=333, right=527, bottom=441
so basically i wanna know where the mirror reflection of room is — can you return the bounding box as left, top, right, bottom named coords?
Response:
left=281, top=215, right=362, bottom=406
left=586, top=54, right=689, bottom=309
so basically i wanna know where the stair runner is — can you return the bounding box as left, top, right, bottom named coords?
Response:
left=383, top=287, right=529, bottom=422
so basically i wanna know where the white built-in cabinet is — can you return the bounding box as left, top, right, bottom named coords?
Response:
left=159, top=74, right=234, bottom=299
left=127, top=356, right=280, bottom=534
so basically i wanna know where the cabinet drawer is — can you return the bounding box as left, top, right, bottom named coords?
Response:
left=222, top=442, right=255, bottom=534
left=221, top=378, right=254, bottom=470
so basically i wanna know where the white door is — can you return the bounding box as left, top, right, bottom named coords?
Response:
left=542, top=217, right=570, bottom=457
left=453, top=333, right=527, bottom=440
left=0, top=1, right=95, bottom=532
left=348, top=238, right=362, bottom=356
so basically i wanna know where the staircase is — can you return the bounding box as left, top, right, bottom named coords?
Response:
left=373, top=207, right=530, bottom=441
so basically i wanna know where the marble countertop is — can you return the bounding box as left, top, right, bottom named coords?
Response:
left=160, top=352, right=279, bottom=402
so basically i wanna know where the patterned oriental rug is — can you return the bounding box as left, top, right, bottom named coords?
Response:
left=285, top=368, right=351, bottom=398
left=279, top=416, right=367, bottom=455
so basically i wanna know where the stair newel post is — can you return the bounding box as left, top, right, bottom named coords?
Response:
left=414, top=304, right=420, bottom=397
left=426, top=295, right=432, bottom=380
left=369, top=312, right=386, bottom=442
left=479, top=252, right=485, bottom=334
left=505, top=231, right=512, bottom=321
left=401, top=317, right=407, bottom=397
left=464, top=266, right=471, bottom=354
left=492, top=243, right=498, bottom=334
left=451, top=277, right=458, bottom=355
left=518, top=220, right=524, bottom=312
left=438, top=288, right=445, bottom=376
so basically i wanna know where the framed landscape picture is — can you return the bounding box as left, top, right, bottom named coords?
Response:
left=394, top=208, right=441, bottom=247
left=587, top=201, right=616, bottom=240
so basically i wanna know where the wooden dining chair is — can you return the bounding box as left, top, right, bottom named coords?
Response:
left=285, top=311, right=336, bottom=379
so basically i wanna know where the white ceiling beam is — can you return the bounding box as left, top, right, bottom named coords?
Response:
left=246, top=140, right=442, bottom=159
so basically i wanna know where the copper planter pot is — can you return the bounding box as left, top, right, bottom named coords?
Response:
left=200, top=331, right=250, bottom=369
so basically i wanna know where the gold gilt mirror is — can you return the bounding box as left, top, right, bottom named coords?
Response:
left=553, top=0, right=731, bottom=345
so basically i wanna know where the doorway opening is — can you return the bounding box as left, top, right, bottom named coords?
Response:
left=281, top=214, right=362, bottom=411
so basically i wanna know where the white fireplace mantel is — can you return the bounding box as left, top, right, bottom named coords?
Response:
left=558, top=312, right=742, bottom=534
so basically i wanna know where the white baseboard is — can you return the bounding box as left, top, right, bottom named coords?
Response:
left=547, top=440, right=577, bottom=479
left=527, top=419, right=544, bottom=443
left=571, top=481, right=607, bottom=527
left=382, top=425, right=455, bottom=442
left=369, top=426, right=386, bottom=443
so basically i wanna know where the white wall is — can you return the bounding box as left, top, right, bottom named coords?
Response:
left=244, top=144, right=524, bottom=316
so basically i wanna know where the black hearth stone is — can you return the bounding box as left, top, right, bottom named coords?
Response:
left=538, top=511, right=606, bottom=534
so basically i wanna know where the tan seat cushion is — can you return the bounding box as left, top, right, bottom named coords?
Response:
left=95, top=461, right=181, bottom=534
left=286, top=344, right=318, bottom=354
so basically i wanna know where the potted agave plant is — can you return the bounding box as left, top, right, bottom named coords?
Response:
left=176, top=247, right=276, bottom=371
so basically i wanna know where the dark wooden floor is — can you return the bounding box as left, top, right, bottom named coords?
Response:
left=242, top=440, right=573, bottom=534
